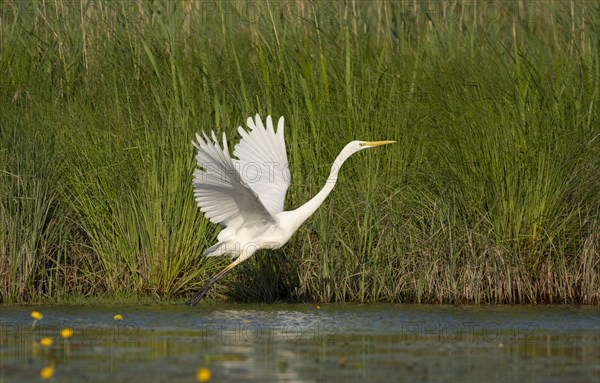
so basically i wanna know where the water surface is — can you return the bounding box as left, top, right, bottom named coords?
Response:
left=1, top=304, right=598, bottom=382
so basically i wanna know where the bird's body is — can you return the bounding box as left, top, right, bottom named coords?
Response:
left=186, top=114, right=394, bottom=305
left=206, top=210, right=298, bottom=260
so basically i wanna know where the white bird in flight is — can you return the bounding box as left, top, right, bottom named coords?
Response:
left=186, top=114, right=394, bottom=305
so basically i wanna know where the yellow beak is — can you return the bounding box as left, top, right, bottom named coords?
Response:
left=365, top=140, right=396, bottom=147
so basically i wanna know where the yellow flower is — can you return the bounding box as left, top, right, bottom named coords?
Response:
left=31, top=311, right=44, bottom=330
left=40, top=365, right=54, bottom=379
left=113, top=314, right=123, bottom=321
left=60, top=328, right=73, bottom=338
left=40, top=337, right=53, bottom=347
left=196, top=367, right=211, bottom=382
left=316, top=305, right=321, bottom=310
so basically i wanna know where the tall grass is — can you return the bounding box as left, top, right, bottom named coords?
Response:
left=1, top=0, right=598, bottom=304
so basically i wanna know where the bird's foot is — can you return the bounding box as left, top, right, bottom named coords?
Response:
left=184, top=283, right=212, bottom=306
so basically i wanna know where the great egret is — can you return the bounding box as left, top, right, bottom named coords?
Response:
left=186, top=115, right=394, bottom=305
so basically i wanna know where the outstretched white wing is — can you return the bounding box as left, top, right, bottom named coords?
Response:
left=192, top=131, right=275, bottom=228
left=233, top=115, right=291, bottom=215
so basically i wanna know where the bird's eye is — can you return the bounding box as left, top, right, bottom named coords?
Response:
left=359, top=142, right=366, bottom=147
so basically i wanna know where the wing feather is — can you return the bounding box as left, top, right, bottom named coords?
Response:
left=233, top=114, right=291, bottom=215
left=192, top=132, right=274, bottom=228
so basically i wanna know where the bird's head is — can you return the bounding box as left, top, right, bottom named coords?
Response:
left=359, top=140, right=396, bottom=149
left=346, top=140, right=396, bottom=154
left=335, top=140, right=396, bottom=163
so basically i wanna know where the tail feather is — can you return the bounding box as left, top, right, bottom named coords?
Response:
left=203, top=243, right=226, bottom=257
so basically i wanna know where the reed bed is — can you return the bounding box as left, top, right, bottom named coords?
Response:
left=1, top=0, right=598, bottom=303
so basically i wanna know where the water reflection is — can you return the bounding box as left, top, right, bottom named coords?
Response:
left=0, top=304, right=598, bottom=382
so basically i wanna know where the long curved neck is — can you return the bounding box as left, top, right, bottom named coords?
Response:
left=291, top=145, right=357, bottom=229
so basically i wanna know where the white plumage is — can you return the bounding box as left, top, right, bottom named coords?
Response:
left=234, top=115, right=291, bottom=215
left=187, top=114, right=395, bottom=305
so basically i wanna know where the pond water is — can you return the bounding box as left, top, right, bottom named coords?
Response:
left=1, top=304, right=598, bottom=382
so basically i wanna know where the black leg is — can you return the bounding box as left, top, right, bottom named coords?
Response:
left=185, top=282, right=214, bottom=306
left=185, top=257, right=244, bottom=306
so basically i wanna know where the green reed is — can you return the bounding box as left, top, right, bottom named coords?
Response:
left=1, top=0, right=597, bottom=303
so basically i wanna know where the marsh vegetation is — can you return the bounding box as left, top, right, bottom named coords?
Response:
left=1, top=1, right=598, bottom=303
